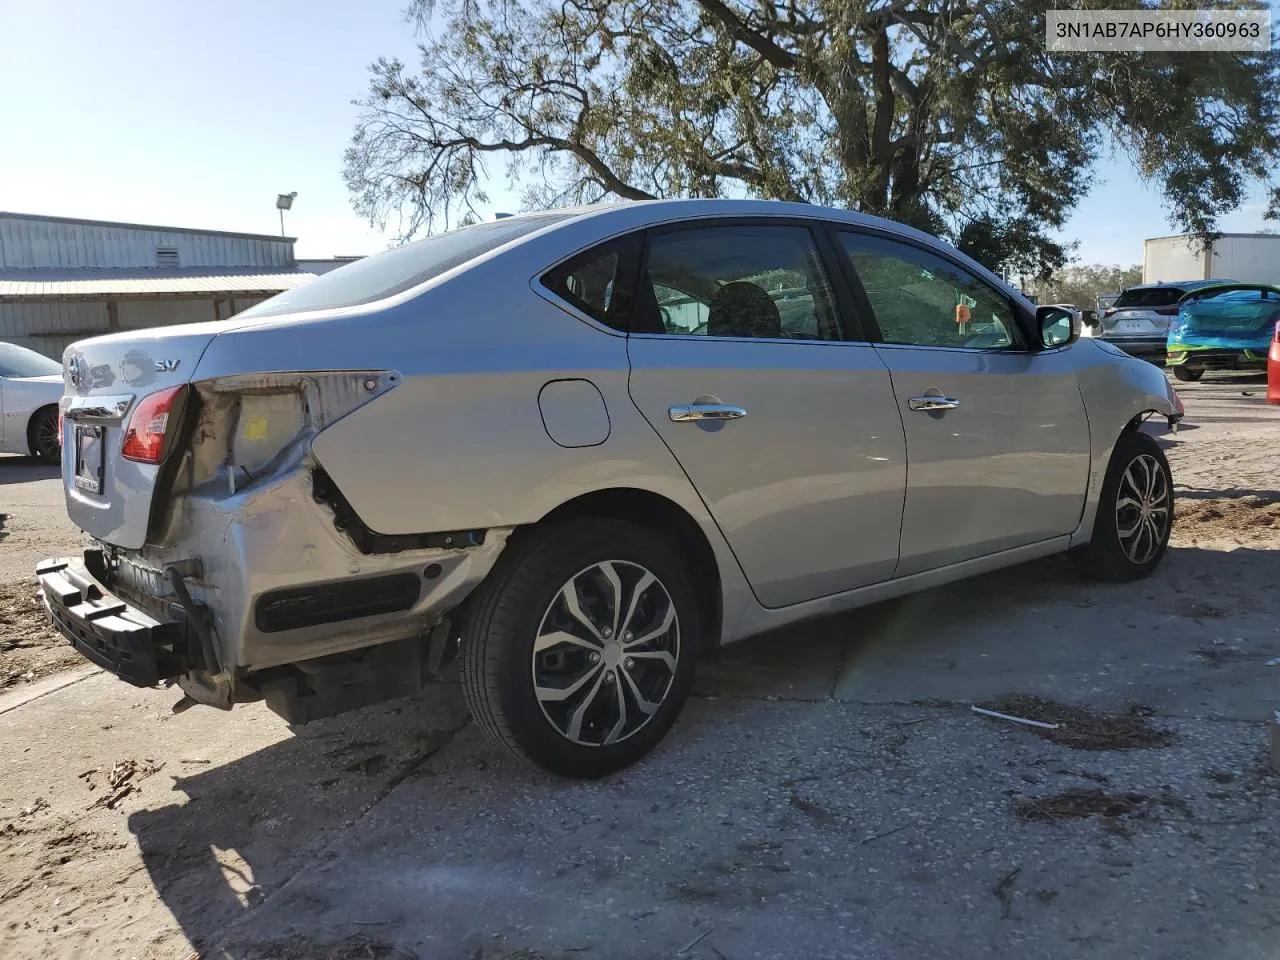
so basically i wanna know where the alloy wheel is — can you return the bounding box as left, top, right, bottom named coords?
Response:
left=1115, top=453, right=1170, bottom=564
left=33, top=414, right=59, bottom=462
left=531, top=560, right=680, bottom=747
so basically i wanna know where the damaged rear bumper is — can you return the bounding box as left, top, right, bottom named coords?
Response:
left=37, top=464, right=512, bottom=723
left=36, top=550, right=192, bottom=686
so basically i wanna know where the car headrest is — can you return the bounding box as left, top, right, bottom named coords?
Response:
left=707, top=281, right=781, bottom=339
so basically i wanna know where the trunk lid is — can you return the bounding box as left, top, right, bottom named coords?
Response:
left=1103, top=308, right=1168, bottom=336
left=62, top=327, right=220, bottom=549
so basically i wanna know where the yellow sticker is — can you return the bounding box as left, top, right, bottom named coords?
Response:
left=241, top=415, right=269, bottom=441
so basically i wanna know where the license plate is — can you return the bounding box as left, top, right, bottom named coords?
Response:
left=74, top=425, right=105, bottom=495
left=1116, top=319, right=1152, bottom=333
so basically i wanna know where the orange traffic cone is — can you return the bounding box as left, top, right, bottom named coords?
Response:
left=1269, top=320, right=1280, bottom=406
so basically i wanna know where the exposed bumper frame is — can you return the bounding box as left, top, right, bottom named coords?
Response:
left=36, top=550, right=191, bottom=687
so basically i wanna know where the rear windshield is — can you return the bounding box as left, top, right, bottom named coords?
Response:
left=1114, top=287, right=1186, bottom=308
left=238, top=214, right=570, bottom=319
left=1184, top=288, right=1280, bottom=320
left=0, top=342, right=61, bottom=378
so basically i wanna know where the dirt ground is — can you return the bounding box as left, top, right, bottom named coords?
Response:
left=1, top=372, right=1278, bottom=960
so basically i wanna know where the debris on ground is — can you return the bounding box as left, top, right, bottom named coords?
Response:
left=993, top=865, right=1021, bottom=918
left=1194, top=641, right=1251, bottom=665
left=18, top=797, right=49, bottom=819
left=0, top=579, right=79, bottom=689
left=1176, top=598, right=1227, bottom=619
left=976, top=695, right=1174, bottom=750
left=83, top=759, right=164, bottom=810
left=971, top=704, right=1060, bottom=730
left=1014, top=788, right=1187, bottom=836
left=1175, top=497, right=1280, bottom=544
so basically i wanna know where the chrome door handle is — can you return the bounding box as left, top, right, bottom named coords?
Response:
left=908, top=396, right=961, bottom=412
left=669, top=403, right=748, bottom=422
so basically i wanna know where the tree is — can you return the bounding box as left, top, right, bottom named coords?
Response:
left=1028, top=263, right=1144, bottom=310
left=345, top=0, right=1280, bottom=276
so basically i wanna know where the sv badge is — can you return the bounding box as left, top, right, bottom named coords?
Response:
left=154, top=359, right=181, bottom=372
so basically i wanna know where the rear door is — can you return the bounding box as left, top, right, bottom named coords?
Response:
left=830, top=229, right=1090, bottom=577
left=624, top=219, right=906, bottom=608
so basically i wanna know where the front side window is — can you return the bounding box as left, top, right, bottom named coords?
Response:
left=639, top=224, right=842, bottom=341
left=839, top=232, right=1021, bottom=350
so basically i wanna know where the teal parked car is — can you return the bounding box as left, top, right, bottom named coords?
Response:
left=1166, top=283, right=1280, bottom=382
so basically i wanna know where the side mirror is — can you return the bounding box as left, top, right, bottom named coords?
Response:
left=1037, top=305, right=1080, bottom=349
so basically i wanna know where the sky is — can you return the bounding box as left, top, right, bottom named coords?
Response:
left=0, top=0, right=1272, bottom=264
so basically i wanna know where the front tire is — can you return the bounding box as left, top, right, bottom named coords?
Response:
left=1071, top=431, right=1173, bottom=582
left=460, top=518, right=700, bottom=778
left=28, top=406, right=60, bottom=464
left=1172, top=365, right=1203, bottom=382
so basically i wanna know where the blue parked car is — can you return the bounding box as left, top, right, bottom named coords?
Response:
left=1166, top=283, right=1280, bottom=382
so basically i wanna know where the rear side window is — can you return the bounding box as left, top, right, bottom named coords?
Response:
left=238, top=214, right=570, bottom=319
left=540, top=233, right=643, bottom=332
left=636, top=223, right=843, bottom=341
left=1114, top=287, right=1186, bottom=308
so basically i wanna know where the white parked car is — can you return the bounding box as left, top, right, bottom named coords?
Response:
left=0, top=342, right=63, bottom=463
left=38, top=200, right=1182, bottom=777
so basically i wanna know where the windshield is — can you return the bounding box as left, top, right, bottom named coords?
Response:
left=1114, top=286, right=1186, bottom=308
left=0, top=342, right=61, bottom=378
left=239, top=214, right=571, bottom=319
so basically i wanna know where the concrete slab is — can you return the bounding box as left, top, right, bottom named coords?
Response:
left=204, top=697, right=1279, bottom=960
left=833, top=547, right=1280, bottom=721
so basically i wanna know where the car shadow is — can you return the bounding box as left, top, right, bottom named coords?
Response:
left=125, top=543, right=1280, bottom=957
left=0, top=456, right=60, bottom=485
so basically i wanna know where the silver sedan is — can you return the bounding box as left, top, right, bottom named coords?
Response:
left=37, top=200, right=1181, bottom=777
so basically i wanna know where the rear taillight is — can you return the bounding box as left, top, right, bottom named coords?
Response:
left=1104, top=308, right=1117, bottom=317
left=1154, top=306, right=1180, bottom=316
left=1273, top=320, right=1280, bottom=344
left=121, top=385, right=185, bottom=464
left=56, top=410, right=63, bottom=447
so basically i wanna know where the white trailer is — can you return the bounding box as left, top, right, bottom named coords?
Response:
left=1143, top=233, right=1280, bottom=285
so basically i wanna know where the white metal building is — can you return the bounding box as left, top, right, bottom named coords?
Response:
left=1143, top=232, right=1280, bottom=286
left=0, top=212, right=320, bottom=359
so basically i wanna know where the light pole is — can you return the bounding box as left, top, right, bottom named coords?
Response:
left=276, top=192, right=297, bottom=236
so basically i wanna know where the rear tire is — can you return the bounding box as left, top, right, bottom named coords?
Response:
left=28, top=406, right=60, bottom=464
left=1172, top=366, right=1203, bottom=382
left=1071, top=431, right=1173, bottom=583
left=460, top=518, right=700, bottom=778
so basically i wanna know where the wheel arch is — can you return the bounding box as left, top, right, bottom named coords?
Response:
left=529, top=487, right=723, bottom=646
left=1071, top=406, right=1170, bottom=549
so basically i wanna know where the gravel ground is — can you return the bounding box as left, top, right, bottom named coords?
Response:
left=1, top=371, right=1278, bottom=960
left=0, top=581, right=82, bottom=690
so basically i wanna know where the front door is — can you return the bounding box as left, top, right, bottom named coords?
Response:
left=833, top=229, right=1091, bottom=577
left=625, top=220, right=907, bottom=608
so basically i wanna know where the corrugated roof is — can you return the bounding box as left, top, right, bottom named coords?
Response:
left=0, top=210, right=296, bottom=243
left=0, top=268, right=317, bottom=301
